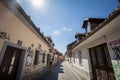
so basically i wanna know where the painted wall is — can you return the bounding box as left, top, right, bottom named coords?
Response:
left=106, top=29, right=120, bottom=80
left=71, top=12, right=120, bottom=80
left=0, top=2, right=51, bottom=79
left=73, top=28, right=120, bottom=80
left=0, top=2, right=49, bottom=53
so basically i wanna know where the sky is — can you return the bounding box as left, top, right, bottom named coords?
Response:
left=16, top=0, right=119, bottom=54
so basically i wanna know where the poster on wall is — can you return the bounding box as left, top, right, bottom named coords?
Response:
left=108, top=38, right=120, bottom=80
left=25, top=54, right=33, bottom=67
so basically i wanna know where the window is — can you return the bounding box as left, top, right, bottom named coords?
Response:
left=73, top=53, right=75, bottom=63
left=25, top=54, right=33, bottom=67
left=34, top=50, right=39, bottom=65
left=49, top=49, right=52, bottom=53
left=42, top=53, right=45, bottom=63
left=78, top=51, right=82, bottom=65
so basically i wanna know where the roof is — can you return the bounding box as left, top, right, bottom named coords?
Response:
left=0, top=0, right=52, bottom=47
left=67, top=40, right=77, bottom=50
left=73, top=6, right=120, bottom=49
left=82, top=18, right=105, bottom=28
left=75, top=33, right=86, bottom=38
left=118, top=0, right=120, bottom=3
left=45, top=36, right=52, bottom=42
left=55, top=49, right=63, bottom=55
left=45, top=36, right=55, bottom=46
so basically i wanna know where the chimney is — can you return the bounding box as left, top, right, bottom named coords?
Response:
left=82, top=18, right=105, bottom=33
left=75, top=33, right=86, bottom=43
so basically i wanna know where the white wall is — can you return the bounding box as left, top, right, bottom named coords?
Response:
left=72, top=46, right=90, bottom=80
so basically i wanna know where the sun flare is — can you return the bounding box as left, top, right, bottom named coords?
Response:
left=30, top=0, right=45, bottom=9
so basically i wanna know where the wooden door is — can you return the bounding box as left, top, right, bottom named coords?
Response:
left=89, top=43, right=116, bottom=80
left=0, top=46, right=22, bottom=80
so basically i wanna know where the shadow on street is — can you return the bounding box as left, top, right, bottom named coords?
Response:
left=36, top=61, right=64, bottom=80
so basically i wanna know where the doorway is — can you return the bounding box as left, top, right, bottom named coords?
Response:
left=89, top=43, right=116, bottom=80
left=0, top=46, right=23, bottom=80
left=47, top=54, right=51, bottom=66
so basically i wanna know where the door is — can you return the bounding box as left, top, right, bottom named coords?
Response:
left=89, top=43, right=116, bottom=80
left=47, top=54, right=51, bottom=65
left=0, top=46, right=22, bottom=80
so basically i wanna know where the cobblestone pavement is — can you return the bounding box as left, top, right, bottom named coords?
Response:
left=35, top=61, right=79, bottom=80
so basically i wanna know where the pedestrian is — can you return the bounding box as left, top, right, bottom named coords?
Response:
left=49, top=60, right=54, bottom=72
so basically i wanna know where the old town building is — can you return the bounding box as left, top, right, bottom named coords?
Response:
left=66, top=6, right=120, bottom=80
left=45, top=36, right=62, bottom=65
left=0, top=0, right=60, bottom=80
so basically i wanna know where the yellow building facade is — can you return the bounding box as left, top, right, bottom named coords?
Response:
left=0, top=0, right=53, bottom=80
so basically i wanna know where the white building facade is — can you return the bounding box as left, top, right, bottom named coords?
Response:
left=69, top=7, right=120, bottom=80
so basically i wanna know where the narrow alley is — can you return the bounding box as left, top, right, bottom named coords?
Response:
left=35, top=61, right=79, bottom=80
left=0, top=0, right=120, bottom=80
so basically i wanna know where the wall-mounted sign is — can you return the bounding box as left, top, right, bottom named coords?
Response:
left=0, top=31, right=10, bottom=40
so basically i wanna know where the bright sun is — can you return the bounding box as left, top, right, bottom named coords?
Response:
left=30, top=0, right=45, bottom=9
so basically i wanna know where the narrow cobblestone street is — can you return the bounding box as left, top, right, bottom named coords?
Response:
left=35, top=61, right=79, bottom=80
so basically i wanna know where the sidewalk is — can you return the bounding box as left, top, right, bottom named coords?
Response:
left=65, top=61, right=88, bottom=80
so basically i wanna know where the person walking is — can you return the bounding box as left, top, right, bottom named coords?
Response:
left=49, top=59, right=54, bottom=72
